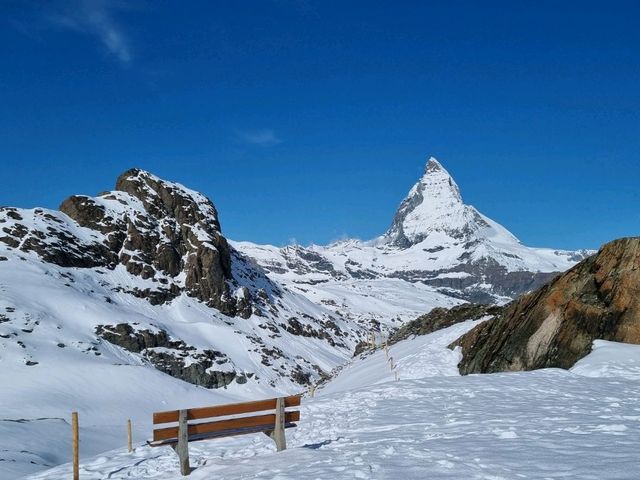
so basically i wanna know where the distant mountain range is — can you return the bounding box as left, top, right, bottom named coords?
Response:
left=235, top=157, right=593, bottom=327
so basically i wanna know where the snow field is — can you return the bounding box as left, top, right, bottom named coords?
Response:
left=22, top=324, right=640, bottom=480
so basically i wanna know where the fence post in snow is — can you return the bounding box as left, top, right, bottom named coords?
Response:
left=72, top=411, right=79, bottom=480
left=128, top=419, right=133, bottom=453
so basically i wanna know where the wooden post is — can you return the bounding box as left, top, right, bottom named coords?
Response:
left=71, top=411, right=79, bottom=480
left=309, top=384, right=316, bottom=398
left=395, top=371, right=399, bottom=381
left=272, top=397, right=286, bottom=451
left=127, top=419, right=133, bottom=453
left=176, top=409, right=190, bottom=476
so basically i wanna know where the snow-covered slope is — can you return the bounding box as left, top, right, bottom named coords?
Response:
left=571, top=340, right=640, bottom=380
left=0, top=169, right=366, bottom=478
left=234, top=157, right=593, bottom=322
left=22, top=328, right=640, bottom=480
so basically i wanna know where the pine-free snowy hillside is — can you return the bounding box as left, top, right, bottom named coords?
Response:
left=0, top=169, right=365, bottom=478
left=235, top=157, right=593, bottom=325
left=22, top=321, right=640, bottom=480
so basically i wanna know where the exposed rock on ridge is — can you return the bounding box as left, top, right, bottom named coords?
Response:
left=61, top=168, right=240, bottom=313
left=389, top=303, right=504, bottom=345
left=0, top=168, right=274, bottom=317
left=96, top=324, right=238, bottom=388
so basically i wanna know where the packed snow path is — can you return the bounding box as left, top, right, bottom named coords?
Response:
left=23, top=342, right=640, bottom=479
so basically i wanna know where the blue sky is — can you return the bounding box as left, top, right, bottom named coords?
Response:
left=1, top=1, right=638, bottom=250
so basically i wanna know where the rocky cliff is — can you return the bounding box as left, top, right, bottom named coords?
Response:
left=453, top=237, right=640, bottom=374
left=1, top=169, right=263, bottom=316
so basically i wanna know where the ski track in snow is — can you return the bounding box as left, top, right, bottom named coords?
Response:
left=19, top=325, right=640, bottom=480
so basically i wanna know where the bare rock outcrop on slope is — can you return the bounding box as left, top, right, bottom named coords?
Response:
left=0, top=168, right=274, bottom=317
left=453, top=237, right=640, bottom=373
left=389, top=303, right=504, bottom=344
left=60, top=168, right=240, bottom=313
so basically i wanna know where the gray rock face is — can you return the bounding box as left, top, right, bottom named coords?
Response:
left=58, top=169, right=245, bottom=315
left=0, top=207, right=117, bottom=268
left=390, top=260, right=560, bottom=302
left=96, top=324, right=237, bottom=388
left=389, top=303, right=504, bottom=344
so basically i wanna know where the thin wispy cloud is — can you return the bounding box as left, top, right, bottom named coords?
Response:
left=16, top=0, right=133, bottom=65
left=237, top=129, right=282, bottom=147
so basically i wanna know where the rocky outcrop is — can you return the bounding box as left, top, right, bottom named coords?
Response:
left=390, top=262, right=558, bottom=303
left=59, top=169, right=243, bottom=315
left=389, top=303, right=504, bottom=344
left=453, top=237, right=640, bottom=374
left=96, top=324, right=238, bottom=388
left=0, top=207, right=118, bottom=268
left=0, top=169, right=283, bottom=318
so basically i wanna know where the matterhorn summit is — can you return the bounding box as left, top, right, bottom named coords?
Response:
left=383, top=157, right=518, bottom=248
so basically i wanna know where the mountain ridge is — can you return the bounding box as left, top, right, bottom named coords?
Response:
left=235, top=156, right=593, bottom=314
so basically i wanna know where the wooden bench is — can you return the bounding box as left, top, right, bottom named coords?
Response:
left=149, top=395, right=302, bottom=476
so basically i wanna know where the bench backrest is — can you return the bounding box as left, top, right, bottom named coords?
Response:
left=151, top=395, right=302, bottom=444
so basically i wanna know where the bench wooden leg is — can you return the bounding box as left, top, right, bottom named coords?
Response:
left=272, top=397, right=286, bottom=451
left=173, top=409, right=191, bottom=476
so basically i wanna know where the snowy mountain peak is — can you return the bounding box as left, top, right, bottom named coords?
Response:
left=383, top=157, right=478, bottom=247
left=424, top=155, right=446, bottom=173
left=421, top=156, right=462, bottom=202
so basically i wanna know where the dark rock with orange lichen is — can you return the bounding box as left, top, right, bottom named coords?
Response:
left=452, top=237, right=640, bottom=374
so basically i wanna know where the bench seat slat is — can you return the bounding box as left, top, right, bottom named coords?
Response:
left=153, top=410, right=301, bottom=442
left=153, top=395, right=302, bottom=425
left=148, top=422, right=298, bottom=447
